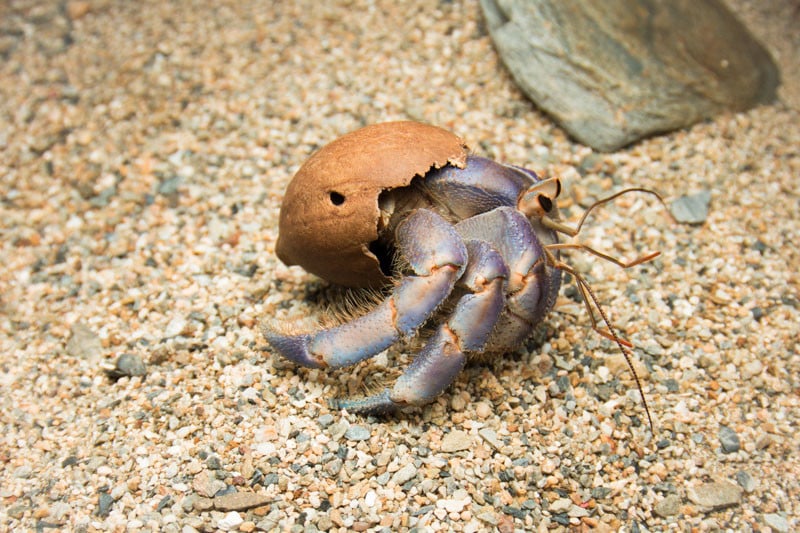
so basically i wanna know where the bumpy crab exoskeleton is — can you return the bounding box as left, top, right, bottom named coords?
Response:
left=264, top=157, right=564, bottom=414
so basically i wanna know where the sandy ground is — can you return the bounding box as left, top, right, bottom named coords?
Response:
left=1, top=1, right=798, bottom=531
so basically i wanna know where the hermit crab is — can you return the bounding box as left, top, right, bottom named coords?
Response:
left=264, top=121, right=658, bottom=426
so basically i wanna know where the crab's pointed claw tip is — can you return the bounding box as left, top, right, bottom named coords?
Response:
left=261, top=323, right=325, bottom=369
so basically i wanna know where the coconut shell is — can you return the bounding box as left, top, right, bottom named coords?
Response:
left=276, top=121, right=468, bottom=288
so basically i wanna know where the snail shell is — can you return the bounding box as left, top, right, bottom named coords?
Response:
left=276, top=121, right=468, bottom=287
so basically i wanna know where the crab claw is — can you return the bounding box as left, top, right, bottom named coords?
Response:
left=263, top=208, right=468, bottom=370
left=262, top=330, right=323, bottom=368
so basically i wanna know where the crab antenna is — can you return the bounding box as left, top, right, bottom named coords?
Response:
left=571, top=187, right=669, bottom=236
left=545, top=248, right=655, bottom=434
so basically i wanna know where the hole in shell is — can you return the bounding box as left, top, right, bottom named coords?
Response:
left=329, top=191, right=345, bottom=206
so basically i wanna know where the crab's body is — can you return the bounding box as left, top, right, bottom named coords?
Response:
left=265, top=122, right=571, bottom=414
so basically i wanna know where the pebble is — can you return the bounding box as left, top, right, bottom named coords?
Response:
left=317, top=414, right=334, bottom=428
left=66, top=323, right=103, bottom=360
left=763, top=513, right=790, bottom=533
left=390, top=463, right=418, bottom=486
left=475, top=402, right=493, bottom=418
left=686, top=481, right=743, bottom=511
left=108, top=353, right=147, bottom=378
left=669, top=190, right=711, bottom=224
left=735, top=470, right=757, bottom=493
left=97, top=492, right=114, bottom=517
left=344, top=425, right=371, bottom=441
left=213, top=492, right=270, bottom=512
left=478, top=428, right=503, bottom=451
left=217, top=511, right=243, bottom=531
left=436, top=490, right=471, bottom=513
left=718, top=426, right=741, bottom=453
left=164, top=316, right=188, bottom=338
left=13, top=465, right=32, bottom=479
left=549, top=498, right=572, bottom=513
left=441, top=430, right=472, bottom=452
left=654, top=494, right=681, bottom=517
left=193, top=471, right=226, bottom=499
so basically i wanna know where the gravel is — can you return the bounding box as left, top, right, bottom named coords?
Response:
left=1, top=0, right=798, bottom=531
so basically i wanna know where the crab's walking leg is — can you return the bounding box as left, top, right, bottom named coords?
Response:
left=263, top=209, right=467, bottom=369
left=456, top=207, right=562, bottom=352
left=333, top=241, right=508, bottom=414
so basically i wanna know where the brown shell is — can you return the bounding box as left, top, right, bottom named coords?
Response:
left=276, top=121, right=469, bottom=288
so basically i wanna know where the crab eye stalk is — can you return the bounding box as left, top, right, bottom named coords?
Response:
left=537, top=195, right=553, bottom=213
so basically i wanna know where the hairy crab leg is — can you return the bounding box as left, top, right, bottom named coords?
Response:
left=263, top=209, right=467, bottom=369
left=332, top=241, right=508, bottom=414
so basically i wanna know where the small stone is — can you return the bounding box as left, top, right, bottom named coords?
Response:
left=107, top=353, right=147, bottom=378
left=654, top=494, right=681, bottom=517
left=66, top=1, right=91, bottom=20
left=568, top=505, right=589, bottom=518
left=437, top=492, right=471, bottom=513
left=718, top=426, right=741, bottom=453
left=325, top=458, right=343, bottom=476
left=317, top=414, right=334, bottom=428
left=475, top=402, right=493, bottom=418
left=549, top=498, right=572, bottom=513
left=7, top=505, right=26, bottom=519
left=687, top=481, right=742, bottom=511
left=441, top=430, right=472, bottom=452
left=478, top=428, right=502, bottom=451
left=391, top=463, right=418, bottom=486
left=66, top=323, right=103, bottom=360
left=164, top=316, right=188, bottom=338
left=735, top=470, right=757, bottom=493
left=97, top=492, right=114, bottom=517
left=670, top=191, right=711, bottom=225
left=193, top=471, right=226, bottom=498
left=344, top=425, right=371, bottom=441
left=13, top=465, right=33, bottom=479
left=193, top=497, right=214, bottom=512
left=763, top=513, right=790, bottom=533
left=213, top=492, right=270, bottom=512
left=217, top=511, right=243, bottom=531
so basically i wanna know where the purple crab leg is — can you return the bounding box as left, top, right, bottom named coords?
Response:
left=333, top=240, right=508, bottom=414
left=263, top=208, right=467, bottom=369
left=455, top=207, right=561, bottom=352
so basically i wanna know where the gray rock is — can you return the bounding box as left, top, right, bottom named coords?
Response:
left=735, top=470, right=757, bottom=493
left=317, top=414, right=334, bottom=428
left=654, top=494, right=681, bottom=517
left=213, top=491, right=270, bottom=512
left=344, top=425, right=371, bottom=441
left=480, top=0, right=779, bottom=151
left=106, top=353, right=147, bottom=378
left=687, top=481, right=742, bottom=511
left=670, top=191, right=711, bottom=225
left=718, top=425, right=741, bottom=454
left=97, top=491, right=114, bottom=517
left=763, top=513, right=790, bottom=533
left=441, top=430, right=472, bottom=452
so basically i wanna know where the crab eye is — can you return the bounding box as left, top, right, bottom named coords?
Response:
left=329, top=191, right=345, bottom=206
left=537, top=195, right=553, bottom=213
